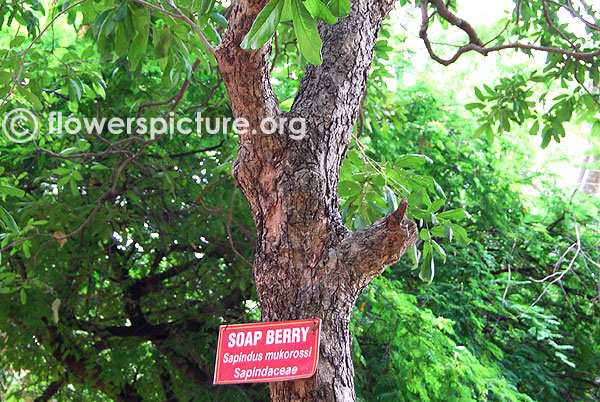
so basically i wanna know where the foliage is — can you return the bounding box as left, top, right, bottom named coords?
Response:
left=352, top=81, right=600, bottom=401
left=0, top=4, right=260, bottom=399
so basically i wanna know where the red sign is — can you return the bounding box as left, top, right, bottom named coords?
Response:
left=213, top=319, right=321, bottom=384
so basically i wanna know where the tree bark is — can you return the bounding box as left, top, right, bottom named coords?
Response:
left=215, top=0, right=418, bottom=400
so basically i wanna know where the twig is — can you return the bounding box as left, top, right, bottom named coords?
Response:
left=182, top=80, right=222, bottom=113
left=546, top=0, right=600, bottom=31
left=271, top=32, right=280, bottom=73
left=182, top=176, right=227, bottom=214
left=502, top=239, right=517, bottom=302
left=130, top=0, right=181, bottom=19
left=167, top=0, right=215, bottom=54
left=515, top=0, right=523, bottom=25
left=180, top=176, right=254, bottom=239
left=129, top=0, right=215, bottom=53
left=518, top=221, right=581, bottom=318
left=166, top=141, right=224, bottom=158
left=542, top=0, right=578, bottom=50
left=418, top=0, right=600, bottom=67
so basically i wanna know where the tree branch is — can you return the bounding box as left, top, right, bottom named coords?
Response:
left=214, top=0, right=280, bottom=125
left=34, top=378, right=65, bottom=402
left=127, top=259, right=196, bottom=300
left=40, top=321, right=143, bottom=402
left=341, top=199, right=418, bottom=284
left=419, top=0, right=600, bottom=66
left=546, top=0, right=600, bottom=32
left=542, top=0, right=577, bottom=49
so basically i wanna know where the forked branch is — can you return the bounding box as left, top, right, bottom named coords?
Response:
left=419, top=0, right=600, bottom=66
left=341, top=199, right=418, bottom=284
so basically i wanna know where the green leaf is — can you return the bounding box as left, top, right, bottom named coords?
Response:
left=474, top=86, right=485, bottom=101
left=211, top=12, right=228, bottom=26
left=0, top=205, right=20, bottom=233
left=383, top=186, right=398, bottom=214
left=327, top=0, right=350, bottom=17
left=558, top=100, right=572, bottom=123
left=291, top=0, right=323, bottom=65
left=281, top=0, right=293, bottom=21
left=17, top=87, right=43, bottom=111
left=592, top=120, right=600, bottom=137
left=395, top=154, right=432, bottom=168
left=154, top=29, right=171, bottom=59
left=354, top=214, right=368, bottom=230
left=129, top=18, right=150, bottom=70
left=431, top=239, right=446, bottom=263
left=437, top=208, right=470, bottom=221
left=114, top=0, right=128, bottom=22
left=20, top=288, right=27, bottom=305
left=114, top=24, right=130, bottom=57
left=429, top=199, right=445, bottom=213
left=541, top=126, right=552, bottom=148
left=529, top=119, right=539, bottom=135
left=339, top=180, right=362, bottom=198
left=304, top=0, right=338, bottom=24
left=430, top=225, right=445, bottom=237
left=0, top=185, right=25, bottom=198
left=82, top=0, right=96, bottom=24
left=104, top=15, right=117, bottom=36
left=198, top=0, right=216, bottom=16
left=10, top=36, right=26, bottom=47
left=419, top=252, right=434, bottom=284
left=69, top=78, right=81, bottom=101
left=72, top=170, right=84, bottom=181
left=240, top=0, right=283, bottom=51
left=93, top=9, right=113, bottom=38
left=473, top=122, right=491, bottom=139
left=551, top=118, right=565, bottom=138
left=367, top=200, right=388, bottom=216
left=407, top=244, right=419, bottom=269
left=449, top=223, right=469, bottom=244
left=465, top=102, right=485, bottom=110
left=0, top=71, right=12, bottom=85
left=69, top=176, right=79, bottom=197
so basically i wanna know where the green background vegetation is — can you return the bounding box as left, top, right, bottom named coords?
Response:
left=0, top=0, right=599, bottom=400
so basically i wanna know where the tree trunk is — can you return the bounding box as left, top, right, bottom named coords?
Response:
left=214, top=0, right=417, bottom=400
left=580, top=153, right=600, bottom=196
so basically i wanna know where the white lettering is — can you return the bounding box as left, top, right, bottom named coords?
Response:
left=227, top=332, right=236, bottom=347
left=301, top=326, right=309, bottom=342
left=266, top=329, right=275, bottom=345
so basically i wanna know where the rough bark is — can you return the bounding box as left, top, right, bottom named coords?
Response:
left=215, top=0, right=418, bottom=400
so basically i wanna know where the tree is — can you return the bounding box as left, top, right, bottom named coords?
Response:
left=0, top=0, right=599, bottom=401
left=214, top=1, right=420, bottom=399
